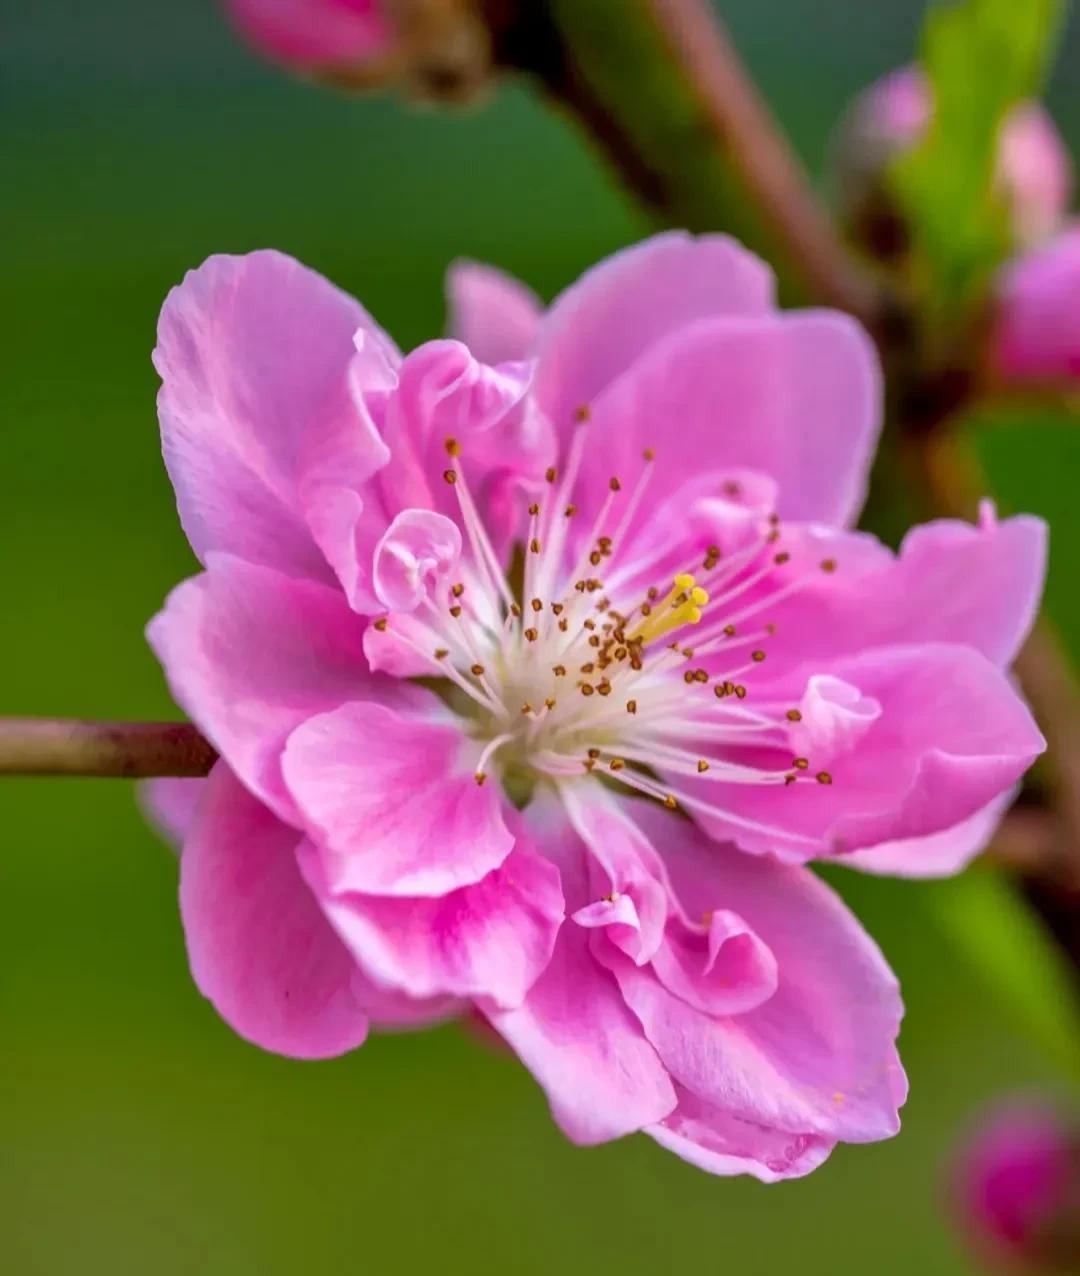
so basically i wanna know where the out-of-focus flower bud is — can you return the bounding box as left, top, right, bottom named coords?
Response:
left=835, top=66, right=1072, bottom=259
left=994, top=224, right=1080, bottom=383
left=224, top=0, right=494, bottom=101
left=952, top=1101, right=1080, bottom=1272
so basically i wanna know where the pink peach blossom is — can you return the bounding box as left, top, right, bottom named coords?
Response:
left=952, top=1101, right=1080, bottom=1271
left=224, top=0, right=392, bottom=71
left=146, top=233, right=1045, bottom=1177
left=840, top=66, right=1072, bottom=250
left=995, top=224, right=1080, bottom=382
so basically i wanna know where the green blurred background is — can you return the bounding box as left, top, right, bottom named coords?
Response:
left=5, top=3, right=1080, bottom=1273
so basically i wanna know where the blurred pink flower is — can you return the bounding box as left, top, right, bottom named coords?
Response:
left=225, top=0, right=392, bottom=70
left=839, top=66, right=1072, bottom=250
left=146, top=233, right=1045, bottom=1177
left=995, top=224, right=1080, bottom=382
left=953, top=1101, right=1080, bottom=1271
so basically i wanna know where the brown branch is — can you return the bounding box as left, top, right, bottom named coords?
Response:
left=0, top=719, right=217, bottom=779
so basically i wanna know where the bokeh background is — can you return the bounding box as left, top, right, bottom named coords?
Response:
left=5, top=3, right=1080, bottom=1273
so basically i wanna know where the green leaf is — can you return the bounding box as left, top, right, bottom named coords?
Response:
left=926, top=865, right=1080, bottom=1081
left=891, top=0, right=1066, bottom=316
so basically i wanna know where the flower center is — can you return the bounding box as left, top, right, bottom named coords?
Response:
left=373, top=423, right=842, bottom=844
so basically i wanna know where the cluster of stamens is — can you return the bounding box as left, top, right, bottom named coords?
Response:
left=373, top=414, right=840, bottom=847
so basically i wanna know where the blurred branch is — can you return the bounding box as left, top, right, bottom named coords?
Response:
left=494, top=0, right=881, bottom=318
left=0, top=719, right=216, bottom=778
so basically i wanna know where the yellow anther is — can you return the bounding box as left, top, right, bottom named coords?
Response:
left=627, top=574, right=710, bottom=647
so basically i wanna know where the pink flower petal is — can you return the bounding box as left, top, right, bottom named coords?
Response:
left=687, top=643, right=1044, bottom=860
left=484, top=920, right=677, bottom=1144
left=843, top=792, right=1016, bottom=878
left=761, top=512, right=1046, bottom=670
left=648, top=1088, right=836, bottom=1182
left=996, top=224, right=1080, bottom=381
left=446, top=260, right=543, bottom=366
left=620, top=804, right=907, bottom=1143
left=180, top=764, right=370, bottom=1059
left=282, top=700, right=514, bottom=896
left=298, top=834, right=563, bottom=1008
left=533, top=232, right=775, bottom=432
left=147, top=554, right=412, bottom=822
left=139, top=777, right=207, bottom=850
left=373, top=508, right=462, bottom=612
left=578, top=311, right=880, bottom=528
left=155, top=250, right=394, bottom=579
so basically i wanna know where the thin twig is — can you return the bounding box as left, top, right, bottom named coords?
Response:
left=0, top=720, right=217, bottom=779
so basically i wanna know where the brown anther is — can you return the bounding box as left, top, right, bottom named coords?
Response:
left=564, top=504, right=577, bottom=518
left=640, top=602, right=653, bottom=617
left=613, top=646, right=628, bottom=660
left=735, top=684, right=747, bottom=699
left=697, top=760, right=709, bottom=773
left=583, top=619, right=596, bottom=631
left=598, top=536, right=612, bottom=551
left=683, top=670, right=696, bottom=685
left=714, top=685, right=727, bottom=699
left=451, top=582, right=465, bottom=597
left=793, top=757, right=809, bottom=771
left=723, top=624, right=736, bottom=637
left=435, top=648, right=449, bottom=659
left=751, top=650, right=766, bottom=663
left=474, top=771, right=487, bottom=786
left=774, top=551, right=791, bottom=565
left=588, top=635, right=601, bottom=648
left=609, top=476, right=622, bottom=492
left=531, top=598, right=543, bottom=613
left=816, top=771, right=833, bottom=785
left=580, top=683, right=595, bottom=697
left=589, top=550, right=602, bottom=566
left=449, top=605, right=463, bottom=618
left=510, top=602, right=522, bottom=618
left=784, top=774, right=797, bottom=786
left=580, top=662, right=595, bottom=674
left=373, top=617, right=388, bottom=632
left=528, top=502, right=540, bottom=517
left=587, top=748, right=601, bottom=759
left=545, top=466, right=557, bottom=483
left=626, top=699, right=637, bottom=715
left=525, top=627, right=538, bottom=642
left=663, top=795, right=678, bottom=810
left=587, top=579, right=602, bottom=592
left=558, top=619, right=569, bottom=632
left=575, top=580, right=587, bottom=593
left=444, top=436, right=461, bottom=457
left=786, top=708, right=803, bottom=722
left=723, top=680, right=736, bottom=696
left=552, top=664, right=567, bottom=677
left=529, top=538, right=541, bottom=554
left=442, top=468, right=458, bottom=485
left=766, top=529, right=780, bottom=543
left=768, top=512, right=781, bottom=526
left=647, top=587, right=659, bottom=600
left=723, top=480, right=742, bottom=497
left=584, top=758, right=596, bottom=772
left=820, top=558, right=837, bottom=573
left=470, top=663, right=485, bottom=676
left=597, top=681, right=612, bottom=697
left=551, top=602, right=564, bottom=615
left=630, top=656, right=643, bottom=671
left=574, top=404, right=591, bottom=423
left=693, top=669, right=709, bottom=683
left=544, top=698, right=556, bottom=710
left=643, top=447, right=655, bottom=461
left=609, top=758, right=625, bottom=772
left=521, top=703, right=533, bottom=715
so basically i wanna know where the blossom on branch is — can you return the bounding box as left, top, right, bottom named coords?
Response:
left=145, top=234, right=1045, bottom=1178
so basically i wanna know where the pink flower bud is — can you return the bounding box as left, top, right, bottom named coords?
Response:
left=223, top=0, right=492, bottom=99
left=994, top=223, right=1080, bottom=382
left=837, top=66, right=1072, bottom=254
left=952, top=1102, right=1080, bottom=1272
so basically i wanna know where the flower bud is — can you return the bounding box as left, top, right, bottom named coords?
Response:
left=952, top=1101, right=1080, bottom=1272
left=993, top=224, right=1080, bottom=383
left=224, top=0, right=494, bottom=101
left=835, top=66, right=1072, bottom=258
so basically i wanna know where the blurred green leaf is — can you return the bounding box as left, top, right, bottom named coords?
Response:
left=892, top=0, right=1066, bottom=315
left=926, top=865, right=1080, bottom=1080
